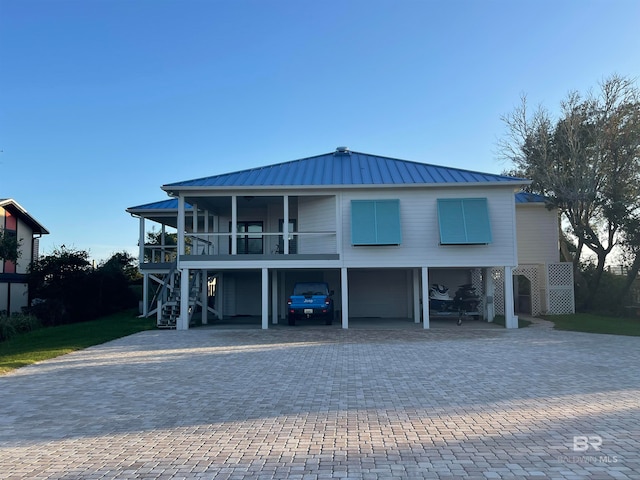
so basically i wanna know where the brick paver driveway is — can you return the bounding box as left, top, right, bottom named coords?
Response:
left=1, top=322, right=639, bottom=479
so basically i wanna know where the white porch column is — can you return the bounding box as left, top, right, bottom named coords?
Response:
left=217, top=273, right=224, bottom=319
left=204, top=209, right=210, bottom=255
left=201, top=270, right=208, bottom=325
left=142, top=272, right=149, bottom=317
left=261, top=268, right=269, bottom=329
left=177, top=195, right=186, bottom=257
left=341, top=268, right=349, bottom=329
left=138, top=217, right=145, bottom=265
left=160, top=224, right=166, bottom=262
left=271, top=269, right=278, bottom=324
left=504, top=266, right=518, bottom=328
left=231, top=195, right=237, bottom=255
left=283, top=195, right=289, bottom=255
left=413, top=269, right=420, bottom=323
left=178, top=268, right=190, bottom=330
left=421, top=267, right=430, bottom=329
left=192, top=203, right=198, bottom=255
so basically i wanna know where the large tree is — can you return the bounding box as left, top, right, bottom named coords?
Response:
left=498, top=75, right=640, bottom=308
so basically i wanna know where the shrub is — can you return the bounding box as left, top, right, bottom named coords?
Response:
left=0, top=313, right=41, bottom=342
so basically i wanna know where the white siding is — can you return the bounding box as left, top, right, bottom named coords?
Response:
left=298, top=196, right=336, bottom=254
left=516, top=205, right=559, bottom=264
left=339, top=186, right=518, bottom=268
left=16, top=217, right=34, bottom=274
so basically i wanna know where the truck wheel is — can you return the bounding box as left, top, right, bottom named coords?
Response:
left=288, top=317, right=296, bottom=326
left=325, top=314, right=332, bottom=325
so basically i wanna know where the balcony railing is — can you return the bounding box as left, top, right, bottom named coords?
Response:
left=186, top=232, right=338, bottom=256
left=142, top=232, right=338, bottom=265
left=143, top=245, right=178, bottom=264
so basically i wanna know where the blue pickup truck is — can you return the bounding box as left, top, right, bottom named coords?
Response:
left=287, top=282, right=334, bottom=326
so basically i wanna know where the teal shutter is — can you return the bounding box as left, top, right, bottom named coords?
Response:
left=375, top=200, right=401, bottom=244
left=463, top=198, right=492, bottom=244
left=351, top=201, right=377, bottom=245
left=437, top=198, right=492, bottom=244
left=351, top=200, right=401, bottom=245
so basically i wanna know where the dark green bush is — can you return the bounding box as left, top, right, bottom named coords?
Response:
left=0, top=313, right=41, bottom=342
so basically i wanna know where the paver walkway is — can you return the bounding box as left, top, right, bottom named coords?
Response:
left=1, top=323, right=639, bottom=479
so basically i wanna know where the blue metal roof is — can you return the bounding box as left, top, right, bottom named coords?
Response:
left=515, top=192, right=547, bottom=204
left=126, top=199, right=192, bottom=212
left=163, top=149, right=529, bottom=190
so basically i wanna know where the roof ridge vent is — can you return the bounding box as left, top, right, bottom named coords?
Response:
left=335, top=146, right=350, bottom=155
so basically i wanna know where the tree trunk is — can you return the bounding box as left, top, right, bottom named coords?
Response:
left=616, top=253, right=640, bottom=305
left=583, top=251, right=608, bottom=309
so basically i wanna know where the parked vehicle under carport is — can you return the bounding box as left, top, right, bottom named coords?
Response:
left=287, top=282, right=334, bottom=326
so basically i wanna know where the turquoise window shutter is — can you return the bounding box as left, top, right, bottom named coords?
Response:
left=351, top=200, right=377, bottom=245
left=437, top=199, right=467, bottom=244
left=437, top=198, right=492, bottom=244
left=375, top=200, right=401, bottom=245
left=351, top=199, right=401, bottom=245
left=463, top=198, right=492, bottom=244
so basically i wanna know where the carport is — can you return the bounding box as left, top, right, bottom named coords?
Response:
left=190, top=265, right=516, bottom=330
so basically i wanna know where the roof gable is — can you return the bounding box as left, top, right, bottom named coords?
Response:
left=163, top=149, right=529, bottom=190
left=0, top=198, right=49, bottom=235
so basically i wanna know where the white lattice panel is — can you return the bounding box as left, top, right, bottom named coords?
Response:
left=548, top=263, right=573, bottom=286
left=491, top=263, right=574, bottom=316
left=492, top=268, right=505, bottom=315
left=546, top=263, right=575, bottom=314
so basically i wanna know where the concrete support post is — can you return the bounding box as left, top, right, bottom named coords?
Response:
left=271, top=269, right=278, bottom=324
left=421, top=267, right=430, bottom=329
left=413, top=269, right=421, bottom=323
left=142, top=272, right=149, bottom=317
left=178, top=268, right=190, bottom=330
left=201, top=270, right=208, bottom=325
left=261, top=268, right=269, bottom=329
left=504, top=266, right=518, bottom=328
left=341, top=268, right=349, bottom=329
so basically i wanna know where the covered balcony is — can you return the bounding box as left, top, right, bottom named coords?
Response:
left=128, top=194, right=340, bottom=269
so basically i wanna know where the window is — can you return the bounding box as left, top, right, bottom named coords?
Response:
left=230, top=221, right=263, bottom=254
left=437, top=198, right=492, bottom=245
left=351, top=199, right=401, bottom=245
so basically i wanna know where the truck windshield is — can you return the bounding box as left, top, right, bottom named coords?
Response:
left=293, top=283, right=328, bottom=296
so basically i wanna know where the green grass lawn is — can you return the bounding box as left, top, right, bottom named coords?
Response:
left=543, top=313, right=640, bottom=336
left=0, top=310, right=155, bottom=375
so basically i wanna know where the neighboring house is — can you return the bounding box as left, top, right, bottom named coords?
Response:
left=126, top=147, right=574, bottom=330
left=0, top=199, right=49, bottom=314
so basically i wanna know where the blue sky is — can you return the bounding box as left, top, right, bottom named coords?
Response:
left=1, top=0, right=639, bottom=262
